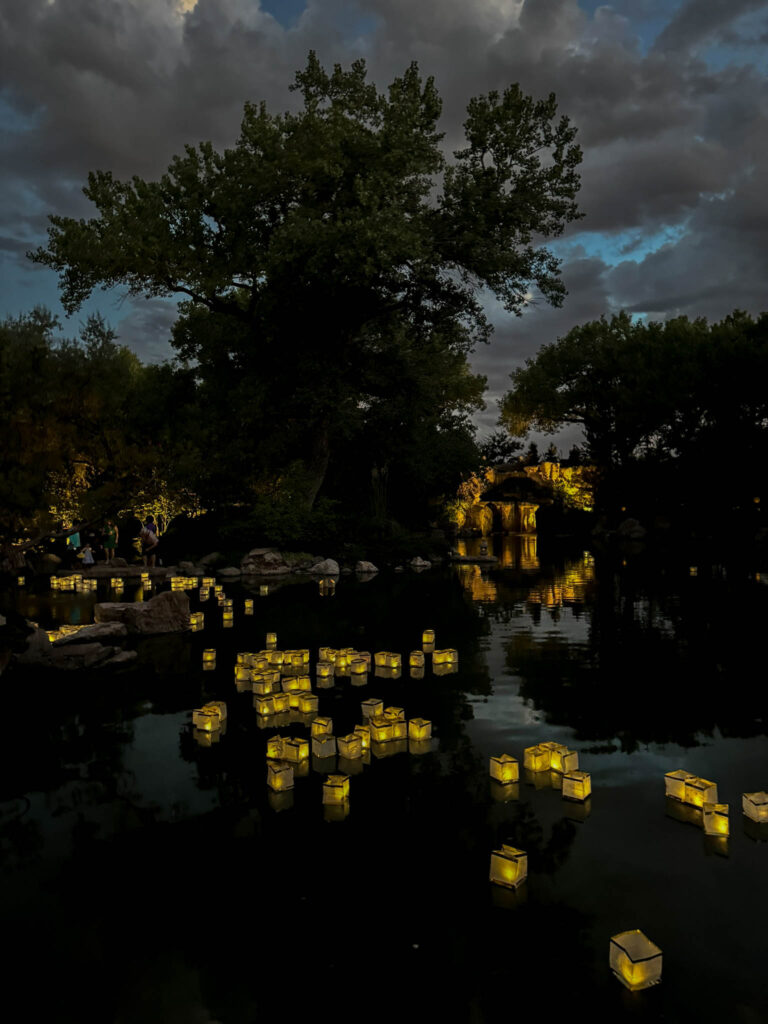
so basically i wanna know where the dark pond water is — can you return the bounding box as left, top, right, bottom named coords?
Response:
left=2, top=537, right=768, bottom=1023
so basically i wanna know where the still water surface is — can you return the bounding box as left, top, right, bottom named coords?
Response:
left=2, top=538, right=767, bottom=1022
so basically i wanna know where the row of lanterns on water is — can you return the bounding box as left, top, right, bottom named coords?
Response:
left=664, top=769, right=768, bottom=837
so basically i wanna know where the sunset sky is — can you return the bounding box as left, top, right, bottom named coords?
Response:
left=2, top=0, right=767, bottom=443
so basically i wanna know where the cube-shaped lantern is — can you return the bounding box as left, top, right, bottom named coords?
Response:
left=192, top=708, right=220, bottom=732
left=664, top=769, right=695, bottom=801
left=357, top=652, right=372, bottom=668
left=489, top=845, right=527, bottom=889
left=222, top=614, right=234, bottom=627
left=337, top=733, right=363, bottom=759
left=311, top=717, right=333, bottom=739
left=563, top=770, right=591, bottom=802
left=384, top=706, right=405, bottom=722
left=299, top=694, right=319, bottom=715
left=422, top=629, right=435, bottom=646
left=703, top=802, right=729, bottom=837
left=392, top=720, right=408, bottom=741
left=685, top=776, right=718, bottom=808
left=272, top=692, right=290, bottom=713
left=385, top=653, right=402, bottom=669
left=244, top=599, right=254, bottom=614
left=267, top=761, right=294, bottom=792
left=235, top=664, right=252, bottom=682
left=547, top=745, right=579, bottom=774
left=268, top=650, right=284, bottom=666
left=266, top=735, right=284, bottom=759
left=254, top=695, right=276, bottom=716
left=490, top=754, right=519, bottom=785
left=354, top=724, right=371, bottom=751
left=287, top=692, right=301, bottom=709
left=318, top=647, right=336, bottom=663
left=524, top=745, right=551, bottom=772
left=266, top=632, right=277, bottom=648
left=283, top=738, right=310, bottom=762
left=322, top=774, right=350, bottom=804
left=409, top=718, right=432, bottom=742
left=259, top=584, right=269, bottom=596
left=409, top=651, right=425, bottom=668
left=609, top=930, right=662, bottom=991
left=316, top=661, right=334, bottom=679
left=312, top=735, right=336, bottom=758
left=350, top=658, right=368, bottom=676
left=199, top=587, right=209, bottom=601
left=361, top=699, right=383, bottom=720
left=369, top=715, right=394, bottom=743
left=202, top=700, right=227, bottom=724
left=373, top=652, right=388, bottom=668
left=433, top=648, right=458, bottom=665
left=742, top=791, right=768, bottom=823
left=202, top=577, right=215, bottom=588
left=251, top=675, right=275, bottom=696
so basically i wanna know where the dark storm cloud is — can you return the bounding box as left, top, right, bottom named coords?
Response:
left=1, top=0, right=766, bottom=442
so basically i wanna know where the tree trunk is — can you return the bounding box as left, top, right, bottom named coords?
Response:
left=300, top=427, right=330, bottom=511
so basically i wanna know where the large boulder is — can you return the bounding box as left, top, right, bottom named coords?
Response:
left=217, top=566, right=241, bottom=578
left=94, top=590, right=190, bottom=634
left=198, top=552, right=222, bottom=567
left=52, top=622, right=129, bottom=646
left=15, top=629, right=120, bottom=670
left=410, top=556, right=432, bottom=569
left=355, top=561, right=379, bottom=574
left=241, top=548, right=291, bottom=575
left=309, top=558, right=340, bottom=575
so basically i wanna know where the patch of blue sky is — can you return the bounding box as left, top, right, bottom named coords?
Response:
left=259, top=0, right=307, bottom=30
left=552, top=221, right=689, bottom=266
left=0, top=91, right=44, bottom=134
left=699, top=40, right=768, bottom=75
left=575, top=1, right=685, bottom=56
left=341, top=12, right=382, bottom=46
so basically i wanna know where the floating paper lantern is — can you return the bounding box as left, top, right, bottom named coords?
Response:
left=664, top=769, right=695, bottom=801
left=201, top=577, right=214, bottom=588
left=489, top=844, right=527, bottom=889
left=266, top=736, right=284, bottom=759
left=266, top=632, right=277, bottom=648
left=703, top=802, right=729, bottom=836
left=254, top=695, right=276, bottom=716
left=299, top=694, right=319, bottom=715
left=350, top=658, right=368, bottom=676
left=318, top=647, right=336, bottom=663
left=337, top=733, right=363, bottom=759
left=267, top=761, right=294, bottom=792
left=192, top=708, right=220, bottom=732
left=202, top=649, right=216, bottom=663
left=354, top=724, right=371, bottom=751
left=361, top=699, right=383, bottom=720
left=432, top=648, right=458, bottom=665
left=282, top=737, right=310, bottom=762
left=272, top=692, right=290, bottom=713
left=199, top=587, right=209, bottom=601
left=312, top=735, right=336, bottom=758
left=373, top=652, right=388, bottom=668
left=384, top=706, right=405, bottom=722
left=316, top=661, right=334, bottom=679
left=609, top=930, right=662, bottom=991
left=17, top=576, right=25, bottom=586
left=563, top=770, right=591, bottom=802
left=543, top=743, right=579, bottom=774
left=386, top=653, right=402, bottom=669
left=251, top=674, right=275, bottom=695
left=202, top=700, right=227, bottom=723
left=357, top=652, right=372, bottom=668
left=409, top=651, right=425, bottom=668
left=244, top=599, right=254, bottom=614
left=743, top=791, right=768, bottom=822
left=335, top=653, right=349, bottom=673
left=490, top=754, right=519, bottom=784
left=490, top=780, right=519, bottom=803
left=189, top=612, right=204, bottom=630
left=369, top=715, right=394, bottom=743
left=524, top=745, right=551, bottom=772
left=110, top=577, right=123, bottom=588
left=392, top=720, right=408, bottom=741
left=685, top=776, right=717, bottom=808
left=422, top=629, right=435, bottom=646
left=311, top=717, right=333, bottom=738
left=259, top=585, right=269, bottom=596
left=322, top=774, right=350, bottom=804
left=268, top=650, right=284, bottom=667
left=408, top=718, right=432, bottom=742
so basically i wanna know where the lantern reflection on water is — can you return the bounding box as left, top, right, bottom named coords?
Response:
left=490, top=754, right=519, bottom=785
left=563, top=770, right=591, bottom=802
left=489, top=844, right=527, bottom=889
left=259, top=585, right=269, bottom=596
left=267, top=761, right=294, bottom=792
left=432, top=663, right=456, bottom=677
left=322, top=774, right=350, bottom=804
left=703, top=802, right=729, bottom=836
left=410, top=666, right=425, bottom=680
left=609, top=930, right=662, bottom=991
left=743, top=791, right=768, bottom=822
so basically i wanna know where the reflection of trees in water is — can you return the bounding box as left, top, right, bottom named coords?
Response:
left=506, top=556, right=768, bottom=748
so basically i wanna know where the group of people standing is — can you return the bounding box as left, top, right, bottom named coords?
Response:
left=64, top=515, right=161, bottom=568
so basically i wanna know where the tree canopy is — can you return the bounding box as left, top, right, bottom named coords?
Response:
left=29, top=52, right=584, bottom=513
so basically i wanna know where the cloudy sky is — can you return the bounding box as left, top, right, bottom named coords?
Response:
left=2, top=0, right=767, bottom=446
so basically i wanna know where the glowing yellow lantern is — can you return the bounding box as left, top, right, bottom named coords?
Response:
left=335, top=653, right=349, bottom=673
left=201, top=577, right=214, bottom=588
left=354, top=724, right=371, bottom=751
left=283, top=737, right=310, bottom=763
left=17, top=575, right=25, bottom=586
left=337, top=733, right=363, bottom=759
left=384, top=706, right=405, bottom=722
left=322, top=774, right=350, bottom=804
left=311, top=717, right=333, bottom=738
left=664, top=769, right=695, bottom=801
left=489, top=844, right=527, bottom=889
left=422, top=629, right=435, bottom=646
left=361, top=698, right=383, bottom=720
left=110, top=577, right=122, bottom=588
left=267, top=761, right=294, bottom=792
left=563, top=770, right=591, bottom=802
left=392, top=720, right=407, bottom=740
left=299, top=693, right=319, bottom=714
left=254, top=694, right=276, bottom=716
left=192, top=708, right=220, bottom=732
left=385, top=652, right=402, bottom=669
left=251, top=674, right=275, bottom=695
left=524, top=745, right=551, bottom=772
left=268, top=650, right=284, bottom=667
left=198, top=587, right=209, bottom=601
left=202, top=700, right=227, bottom=723
left=266, top=632, right=277, bottom=648
left=266, top=736, right=284, bottom=759
left=244, top=599, right=254, bottom=614
left=47, top=629, right=58, bottom=643
left=409, top=651, right=425, bottom=668
left=490, top=754, right=519, bottom=784
left=544, top=743, right=579, bottom=774
left=316, top=661, right=334, bottom=679
left=703, top=802, right=729, bottom=836
left=312, top=735, right=336, bottom=758
left=202, top=649, right=216, bottom=663
left=407, top=718, right=432, bottom=742
left=357, top=651, right=372, bottom=667
left=743, top=791, right=768, bottom=822
left=272, top=692, right=290, bottom=713
left=685, top=776, right=717, bottom=808
left=189, top=611, right=204, bottom=630
left=609, top=930, right=662, bottom=991
left=349, top=658, right=367, bottom=676
left=318, top=647, right=336, bottom=662
left=374, top=652, right=388, bottom=668
left=141, top=571, right=149, bottom=581
left=369, top=715, right=394, bottom=743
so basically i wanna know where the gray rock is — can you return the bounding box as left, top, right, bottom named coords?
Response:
left=309, top=558, right=340, bottom=575
left=0, top=614, right=5, bottom=627
left=355, top=561, right=379, bottom=574
left=198, top=552, right=221, bottom=567
left=218, top=566, right=241, bottom=577
left=37, top=553, right=62, bottom=571
left=16, top=630, right=119, bottom=670
left=103, top=650, right=138, bottom=668
left=94, top=590, right=190, bottom=634
left=410, top=556, right=431, bottom=569
left=178, top=561, right=197, bottom=574
left=52, top=622, right=129, bottom=646
left=110, top=557, right=129, bottom=567
left=241, top=548, right=291, bottom=575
